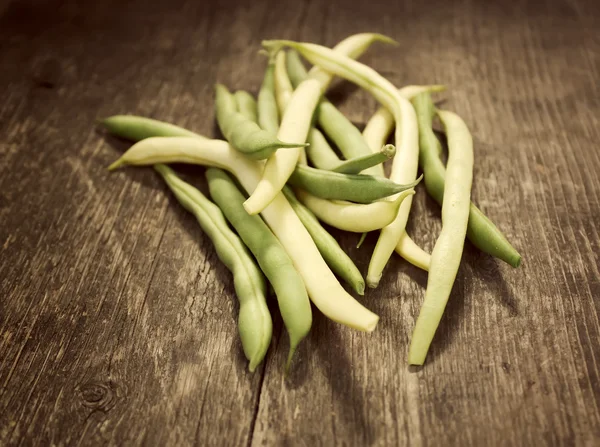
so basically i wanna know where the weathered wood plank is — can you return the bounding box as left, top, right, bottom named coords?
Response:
left=1, top=0, right=599, bottom=446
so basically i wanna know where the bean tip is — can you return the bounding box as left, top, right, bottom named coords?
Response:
left=366, top=274, right=381, bottom=289
left=371, top=33, right=399, bottom=47
left=107, top=159, right=124, bottom=171
left=355, top=281, right=366, bottom=296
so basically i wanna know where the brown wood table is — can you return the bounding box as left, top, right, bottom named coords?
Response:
left=1, top=0, right=599, bottom=445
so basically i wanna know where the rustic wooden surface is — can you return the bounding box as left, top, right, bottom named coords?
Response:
left=1, top=0, right=599, bottom=445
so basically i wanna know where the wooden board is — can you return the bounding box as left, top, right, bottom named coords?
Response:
left=1, top=0, right=599, bottom=445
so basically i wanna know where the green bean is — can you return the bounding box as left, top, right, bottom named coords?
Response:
left=234, top=90, right=258, bottom=123
left=274, top=51, right=294, bottom=115
left=106, top=136, right=379, bottom=332
left=257, top=61, right=279, bottom=134
left=215, top=83, right=307, bottom=160
left=153, top=164, right=271, bottom=372
left=296, top=188, right=415, bottom=233
left=206, top=168, right=311, bottom=369
left=100, top=115, right=202, bottom=141
left=412, top=92, right=521, bottom=267
left=332, top=144, right=396, bottom=174
left=286, top=49, right=383, bottom=176
left=408, top=109, right=474, bottom=365
left=282, top=186, right=365, bottom=295
left=288, top=164, right=421, bottom=204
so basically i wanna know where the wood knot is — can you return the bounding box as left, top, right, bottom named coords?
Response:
left=78, top=381, right=119, bottom=412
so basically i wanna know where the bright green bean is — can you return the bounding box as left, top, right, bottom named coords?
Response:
left=296, top=188, right=415, bottom=233
left=412, top=93, right=521, bottom=267
left=286, top=49, right=383, bottom=176
left=288, top=165, right=421, bottom=204
left=154, top=164, right=272, bottom=372
left=100, top=115, right=202, bottom=140
left=332, top=144, right=395, bottom=174
left=215, top=84, right=307, bottom=160
left=257, top=61, right=279, bottom=134
left=282, top=186, right=365, bottom=295
left=206, top=168, right=311, bottom=369
left=408, top=109, right=474, bottom=365
left=234, top=90, right=258, bottom=123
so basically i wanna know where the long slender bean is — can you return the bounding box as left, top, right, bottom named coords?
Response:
left=234, top=90, right=258, bottom=123
left=262, top=40, right=420, bottom=290
left=411, top=92, right=522, bottom=267
left=257, top=60, right=280, bottom=135
left=332, top=144, right=395, bottom=174
left=289, top=165, right=421, bottom=204
left=243, top=77, right=321, bottom=214
left=107, top=136, right=379, bottom=331
left=408, top=109, right=474, bottom=365
left=274, top=51, right=294, bottom=114
left=296, top=189, right=415, bottom=233
left=282, top=186, right=365, bottom=295
left=215, top=83, right=307, bottom=160
left=206, top=168, right=311, bottom=369
left=100, top=115, right=202, bottom=140
left=286, top=49, right=382, bottom=176
left=154, top=164, right=272, bottom=372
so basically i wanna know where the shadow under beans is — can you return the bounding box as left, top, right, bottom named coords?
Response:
left=464, top=243, right=520, bottom=316
left=314, top=319, right=376, bottom=446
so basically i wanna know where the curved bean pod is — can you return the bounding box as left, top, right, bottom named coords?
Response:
left=215, top=84, right=307, bottom=160
left=154, top=164, right=271, bottom=372
left=395, top=233, right=431, bottom=271
left=289, top=165, right=421, bottom=204
left=261, top=40, right=420, bottom=289
left=282, top=186, right=365, bottom=295
left=306, top=127, right=341, bottom=170
left=257, top=61, right=280, bottom=135
left=243, top=78, right=322, bottom=214
left=332, top=144, right=396, bottom=175
left=296, top=189, right=415, bottom=233
left=412, top=92, right=522, bottom=268
left=234, top=90, right=258, bottom=123
left=108, top=136, right=379, bottom=331
left=408, top=109, right=474, bottom=365
left=206, top=168, right=311, bottom=369
left=362, top=84, right=446, bottom=153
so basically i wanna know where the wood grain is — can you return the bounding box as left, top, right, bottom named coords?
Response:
left=1, top=0, right=599, bottom=445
